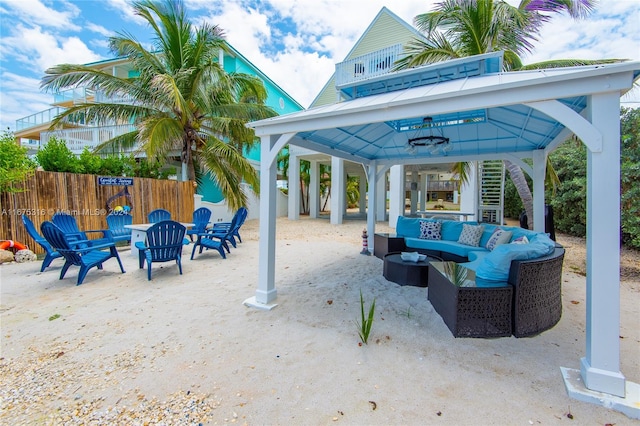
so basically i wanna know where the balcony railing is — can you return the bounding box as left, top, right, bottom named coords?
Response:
left=428, top=180, right=459, bottom=192
left=52, top=88, right=95, bottom=105
left=16, top=107, right=68, bottom=131
left=335, top=44, right=403, bottom=86
left=40, top=124, right=138, bottom=155
left=94, top=91, right=135, bottom=104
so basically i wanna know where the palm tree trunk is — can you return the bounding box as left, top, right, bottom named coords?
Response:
left=299, top=176, right=307, bottom=214
left=504, top=160, right=534, bottom=227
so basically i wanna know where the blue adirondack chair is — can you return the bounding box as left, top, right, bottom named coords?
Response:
left=21, top=215, right=62, bottom=272
left=148, top=209, right=171, bottom=223
left=40, top=221, right=125, bottom=285
left=52, top=212, right=88, bottom=242
left=135, top=220, right=186, bottom=280
left=210, top=207, right=247, bottom=247
left=106, top=213, right=133, bottom=243
left=186, top=207, right=212, bottom=241
left=52, top=212, right=109, bottom=246
left=190, top=212, right=242, bottom=259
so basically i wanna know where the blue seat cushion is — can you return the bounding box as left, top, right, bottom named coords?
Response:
left=441, top=221, right=466, bottom=241
left=396, top=216, right=430, bottom=238
left=458, top=251, right=490, bottom=272
left=475, top=233, right=556, bottom=282
left=404, top=238, right=488, bottom=258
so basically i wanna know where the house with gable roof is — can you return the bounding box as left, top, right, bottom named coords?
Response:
left=287, top=6, right=487, bottom=227
left=14, top=42, right=303, bottom=222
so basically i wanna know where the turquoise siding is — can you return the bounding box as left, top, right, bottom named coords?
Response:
left=199, top=173, right=225, bottom=203
left=198, top=47, right=303, bottom=203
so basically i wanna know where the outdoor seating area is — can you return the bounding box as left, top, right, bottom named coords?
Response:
left=106, top=213, right=133, bottom=243
left=14, top=206, right=249, bottom=284
left=40, top=221, right=125, bottom=285
left=1, top=217, right=638, bottom=425
left=135, top=220, right=187, bottom=281
left=381, top=216, right=565, bottom=338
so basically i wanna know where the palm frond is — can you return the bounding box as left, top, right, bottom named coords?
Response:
left=520, top=58, right=627, bottom=70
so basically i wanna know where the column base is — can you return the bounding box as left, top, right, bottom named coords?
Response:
left=580, top=356, right=626, bottom=397
left=561, top=367, right=639, bottom=420
left=243, top=296, right=278, bottom=311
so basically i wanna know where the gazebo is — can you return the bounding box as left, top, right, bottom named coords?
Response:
left=246, top=53, right=640, bottom=417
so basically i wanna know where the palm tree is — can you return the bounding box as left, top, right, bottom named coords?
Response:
left=40, top=0, right=277, bottom=211
left=395, top=0, right=620, bottom=225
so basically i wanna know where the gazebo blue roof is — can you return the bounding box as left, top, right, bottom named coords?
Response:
left=247, top=52, right=640, bottom=418
left=249, top=53, right=638, bottom=167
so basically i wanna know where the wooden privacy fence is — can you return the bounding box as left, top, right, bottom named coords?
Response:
left=0, top=171, right=195, bottom=255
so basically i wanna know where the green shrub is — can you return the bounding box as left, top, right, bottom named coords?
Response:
left=35, top=137, right=81, bottom=173
left=621, top=107, right=640, bottom=249
left=503, top=175, right=524, bottom=219
left=546, top=140, right=587, bottom=237
left=0, top=130, right=36, bottom=192
left=78, top=147, right=104, bottom=175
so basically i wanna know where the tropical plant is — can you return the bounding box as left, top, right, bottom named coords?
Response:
left=346, top=175, right=361, bottom=208
left=396, top=0, right=620, bottom=225
left=620, top=107, right=640, bottom=249
left=40, top=0, right=277, bottom=211
left=356, top=289, right=376, bottom=345
left=35, top=137, right=81, bottom=173
left=546, top=139, right=587, bottom=236
left=276, top=147, right=336, bottom=214
left=0, top=130, right=36, bottom=193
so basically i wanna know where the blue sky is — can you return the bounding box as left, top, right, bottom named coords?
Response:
left=1, top=0, right=639, bottom=132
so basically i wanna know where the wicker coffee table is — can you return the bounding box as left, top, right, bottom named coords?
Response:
left=428, top=261, right=513, bottom=338
left=383, top=252, right=441, bottom=287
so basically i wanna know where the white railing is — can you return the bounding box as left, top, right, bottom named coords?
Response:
left=52, top=87, right=95, bottom=105
left=40, top=124, right=138, bottom=155
left=94, top=91, right=136, bottom=104
left=15, top=107, right=68, bottom=131
left=335, top=44, right=403, bottom=86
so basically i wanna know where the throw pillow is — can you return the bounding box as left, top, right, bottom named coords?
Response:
left=511, top=235, right=530, bottom=245
left=485, top=228, right=513, bottom=251
left=457, top=224, right=484, bottom=247
left=419, top=220, right=442, bottom=240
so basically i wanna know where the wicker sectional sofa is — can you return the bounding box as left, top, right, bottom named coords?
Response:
left=394, top=216, right=565, bottom=337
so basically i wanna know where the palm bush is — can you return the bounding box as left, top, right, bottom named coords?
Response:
left=40, top=0, right=277, bottom=211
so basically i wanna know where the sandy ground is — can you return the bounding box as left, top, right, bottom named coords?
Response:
left=1, top=217, right=639, bottom=425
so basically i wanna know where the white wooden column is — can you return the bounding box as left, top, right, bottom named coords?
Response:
left=245, top=134, right=290, bottom=310
left=460, top=162, right=477, bottom=221
left=409, top=171, right=418, bottom=215
left=309, top=160, right=319, bottom=219
left=288, top=152, right=300, bottom=220
left=358, top=171, right=367, bottom=214
left=532, top=150, right=546, bottom=233
left=419, top=173, right=427, bottom=211
left=330, top=156, right=345, bottom=224
left=388, top=165, right=404, bottom=227
left=375, top=167, right=387, bottom=222
left=580, top=92, right=625, bottom=397
left=366, top=161, right=377, bottom=254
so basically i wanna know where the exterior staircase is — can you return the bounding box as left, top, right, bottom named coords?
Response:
left=477, top=160, right=505, bottom=224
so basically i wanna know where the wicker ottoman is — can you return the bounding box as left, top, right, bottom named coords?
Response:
left=428, top=262, right=513, bottom=338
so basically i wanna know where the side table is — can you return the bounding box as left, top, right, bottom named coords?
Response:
left=373, top=233, right=405, bottom=259
left=383, top=252, right=436, bottom=287
left=428, top=261, right=513, bottom=338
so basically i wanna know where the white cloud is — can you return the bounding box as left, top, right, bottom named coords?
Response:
left=0, top=72, right=51, bottom=131
left=103, top=0, right=147, bottom=25
left=86, top=22, right=114, bottom=38
left=2, top=24, right=102, bottom=73
left=188, top=0, right=430, bottom=106
left=1, top=0, right=81, bottom=31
